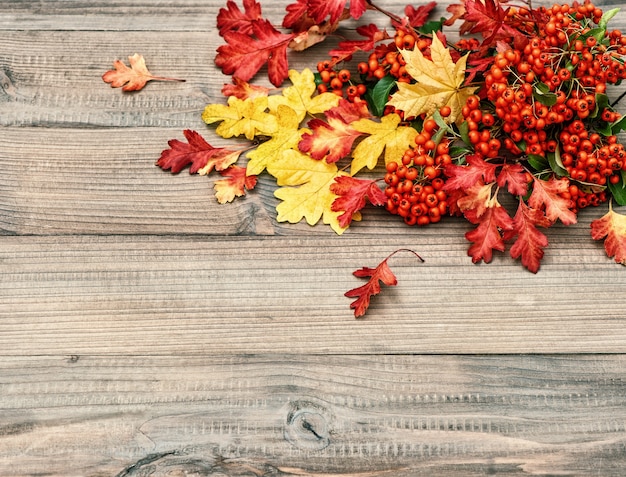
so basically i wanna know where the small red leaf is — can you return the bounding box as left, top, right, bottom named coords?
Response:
left=217, top=0, right=263, bottom=35
left=156, top=130, right=240, bottom=174
left=504, top=200, right=552, bottom=273
left=345, top=249, right=423, bottom=318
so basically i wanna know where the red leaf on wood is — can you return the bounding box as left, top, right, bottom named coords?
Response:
left=156, top=130, right=240, bottom=174
left=330, top=176, right=386, bottom=227
left=504, top=200, right=552, bottom=273
left=215, top=19, right=295, bottom=86
left=328, top=24, right=388, bottom=58
left=405, top=2, right=437, bottom=28
left=307, top=0, right=367, bottom=24
left=345, top=249, right=423, bottom=318
left=217, top=0, right=263, bottom=35
left=464, top=200, right=514, bottom=264
left=462, top=0, right=525, bottom=47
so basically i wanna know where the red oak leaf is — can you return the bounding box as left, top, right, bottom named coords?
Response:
left=504, top=200, right=552, bottom=273
left=156, top=130, right=240, bottom=174
left=221, top=77, right=270, bottom=100
left=443, top=154, right=498, bottom=192
left=308, top=0, right=367, bottom=24
left=330, top=176, right=386, bottom=227
left=405, top=2, right=437, bottom=28
left=528, top=176, right=577, bottom=225
left=497, top=162, right=528, bottom=196
left=464, top=200, right=514, bottom=264
left=328, top=24, right=388, bottom=58
left=215, top=19, right=295, bottom=86
left=214, top=165, right=258, bottom=204
left=345, top=249, right=424, bottom=318
left=462, top=0, right=526, bottom=48
left=590, top=203, right=626, bottom=265
left=217, top=0, right=262, bottom=36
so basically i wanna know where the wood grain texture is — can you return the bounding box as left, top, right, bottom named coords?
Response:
left=1, top=355, right=626, bottom=476
left=2, top=0, right=626, bottom=475
left=2, top=234, right=626, bottom=355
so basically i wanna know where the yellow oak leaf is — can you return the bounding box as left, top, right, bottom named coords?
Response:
left=246, top=105, right=309, bottom=176
left=387, top=35, right=477, bottom=124
left=267, top=149, right=348, bottom=234
left=268, top=68, right=340, bottom=122
left=350, top=113, right=417, bottom=173
left=201, top=95, right=277, bottom=140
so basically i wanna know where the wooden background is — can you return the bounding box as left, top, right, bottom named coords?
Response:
left=2, top=1, right=626, bottom=475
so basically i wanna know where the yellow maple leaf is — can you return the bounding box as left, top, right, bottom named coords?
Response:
left=201, top=95, right=277, bottom=140
left=267, top=149, right=348, bottom=234
left=246, top=105, right=309, bottom=176
left=350, top=113, right=417, bottom=174
left=268, top=68, right=340, bottom=122
left=387, top=35, right=477, bottom=124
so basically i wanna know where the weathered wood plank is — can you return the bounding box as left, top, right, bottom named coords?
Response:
left=2, top=235, right=625, bottom=355
left=1, top=354, right=626, bottom=476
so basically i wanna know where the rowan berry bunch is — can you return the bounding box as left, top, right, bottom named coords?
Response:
left=300, top=0, right=626, bottom=270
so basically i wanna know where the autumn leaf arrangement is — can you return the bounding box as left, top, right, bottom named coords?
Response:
left=104, top=0, right=626, bottom=317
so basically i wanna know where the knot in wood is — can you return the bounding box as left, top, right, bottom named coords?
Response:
left=284, top=400, right=332, bottom=451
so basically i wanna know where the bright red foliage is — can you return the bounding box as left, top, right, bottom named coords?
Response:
left=464, top=203, right=514, bottom=264
left=505, top=200, right=552, bottom=273
left=215, top=19, right=295, bottom=86
left=330, top=176, right=386, bottom=227
left=217, top=0, right=263, bottom=35
left=156, top=130, right=239, bottom=174
left=307, top=0, right=368, bottom=24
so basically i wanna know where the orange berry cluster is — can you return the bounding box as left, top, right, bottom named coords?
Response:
left=316, top=61, right=367, bottom=101
left=463, top=2, right=626, bottom=210
left=384, top=117, right=451, bottom=226
left=357, top=31, right=431, bottom=83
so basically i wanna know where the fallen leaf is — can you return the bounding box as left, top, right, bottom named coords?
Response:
left=330, top=176, right=386, bottom=227
left=102, top=53, right=185, bottom=92
left=590, top=202, right=626, bottom=265
left=156, top=130, right=241, bottom=175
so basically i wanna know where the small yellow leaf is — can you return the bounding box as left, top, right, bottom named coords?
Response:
left=202, top=95, right=277, bottom=140
left=387, top=35, right=477, bottom=124
left=267, top=149, right=347, bottom=234
left=350, top=113, right=417, bottom=174
left=246, top=105, right=309, bottom=176
left=268, top=68, right=340, bottom=122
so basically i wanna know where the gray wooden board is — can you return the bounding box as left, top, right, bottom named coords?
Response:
left=2, top=0, right=626, bottom=475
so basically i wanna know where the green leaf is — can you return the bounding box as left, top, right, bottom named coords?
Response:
left=599, top=8, right=620, bottom=30
left=419, top=17, right=445, bottom=34
left=366, top=74, right=396, bottom=117
left=608, top=171, right=626, bottom=206
left=590, top=93, right=609, bottom=119
left=611, top=115, right=626, bottom=135
left=533, top=82, right=557, bottom=106
left=527, top=153, right=549, bottom=172
left=458, top=120, right=470, bottom=146
left=547, top=148, right=568, bottom=177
